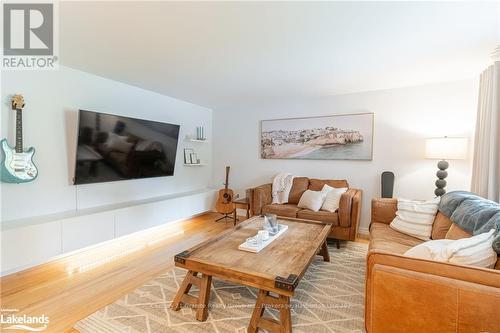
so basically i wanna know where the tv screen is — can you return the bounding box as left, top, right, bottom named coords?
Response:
left=74, top=110, right=180, bottom=185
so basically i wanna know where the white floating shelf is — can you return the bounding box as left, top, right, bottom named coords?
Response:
left=185, top=138, right=208, bottom=143
left=184, top=163, right=208, bottom=166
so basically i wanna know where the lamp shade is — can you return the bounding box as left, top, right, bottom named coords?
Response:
left=425, top=137, right=468, bottom=160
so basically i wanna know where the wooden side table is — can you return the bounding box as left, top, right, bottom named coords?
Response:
left=233, top=197, right=251, bottom=225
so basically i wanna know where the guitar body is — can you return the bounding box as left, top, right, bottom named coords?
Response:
left=1, top=95, right=38, bottom=184
left=215, top=166, right=234, bottom=215
left=1, top=139, right=38, bottom=183
left=216, top=188, right=234, bottom=214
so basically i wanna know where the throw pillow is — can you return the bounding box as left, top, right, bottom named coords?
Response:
left=321, top=186, right=348, bottom=212
left=297, top=190, right=327, bottom=212
left=404, top=229, right=497, bottom=268
left=389, top=197, right=440, bottom=240
left=404, top=239, right=452, bottom=261
left=320, top=184, right=335, bottom=194
left=446, top=229, right=497, bottom=267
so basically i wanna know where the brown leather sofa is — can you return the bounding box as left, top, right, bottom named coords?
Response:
left=366, top=198, right=500, bottom=333
left=250, top=178, right=362, bottom=243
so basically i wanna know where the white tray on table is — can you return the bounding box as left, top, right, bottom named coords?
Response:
left=238, top=224, right=288, bottom=253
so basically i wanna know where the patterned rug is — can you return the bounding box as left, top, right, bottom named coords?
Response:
left=75, top=242, right=367, bottom=333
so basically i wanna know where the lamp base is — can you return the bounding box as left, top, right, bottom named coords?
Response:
left=434, top=160, right=448, bottom=196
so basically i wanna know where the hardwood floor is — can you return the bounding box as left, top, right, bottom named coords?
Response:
left=0, top=212, right=366, bottom=333
left=0, top=212, right=235, bottom=333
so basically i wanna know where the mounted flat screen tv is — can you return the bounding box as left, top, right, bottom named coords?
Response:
left=74, top=110, right=180, bottom=185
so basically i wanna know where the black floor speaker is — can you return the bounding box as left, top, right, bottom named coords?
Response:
left=381, top=171, right=395, bottom=198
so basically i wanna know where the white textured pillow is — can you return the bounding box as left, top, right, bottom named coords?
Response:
left=404, top=239, right=452, bottom=261
left=320, top=184, right=335, bottom=193
left=445, top=229, right=497, bottom=267
left=297, top=190, right=326, bottom=212
left=404, top=229, right=497, bottom=268
left=321, top=187, right=348, bottom=212
left=390, top=197, right=440, bottom=240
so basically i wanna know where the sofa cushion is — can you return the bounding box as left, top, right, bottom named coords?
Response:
left=308, top=179, right=349, bottom=191
left=371, top=198, right=397, bottom=224
left=431, top=212, right=453, bottom=240
left=445, top=223, right=472, bottom=240
left=262, top=204, right=300, bottom=218
left=369, top=222, right=423, bottom=254
left=288, top=177, right=309, bottom=204
left=297, top=209, right=339, bottom=225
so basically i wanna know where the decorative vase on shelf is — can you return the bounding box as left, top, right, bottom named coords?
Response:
left=196, top=126, right=205, bottom=140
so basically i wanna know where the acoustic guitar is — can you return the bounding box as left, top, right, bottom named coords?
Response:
left=1, top=94, right=38, bottom=183
left=215, top=166, right=234, bottom=215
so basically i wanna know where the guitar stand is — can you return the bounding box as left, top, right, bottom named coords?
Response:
left=215, top=213, right=238, bottom=224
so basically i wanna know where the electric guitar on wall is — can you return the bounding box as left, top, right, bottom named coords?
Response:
left=1, top=94, right=38, bottom=183
left=215, top=166, right=234, bottom=215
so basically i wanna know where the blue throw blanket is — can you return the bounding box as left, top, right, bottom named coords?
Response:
left=439, top=191, right=500, bottom=254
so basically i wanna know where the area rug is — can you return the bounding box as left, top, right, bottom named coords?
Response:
left=75, top=242, right=367, bottom=333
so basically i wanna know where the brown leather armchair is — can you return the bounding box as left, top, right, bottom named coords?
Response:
left=249, top=178, right=362, bottom=244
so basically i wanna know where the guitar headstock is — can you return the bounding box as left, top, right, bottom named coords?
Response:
left=11, top=94, right=25, bottom=111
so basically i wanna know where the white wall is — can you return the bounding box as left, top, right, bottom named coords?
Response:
left=213, top=79, right=478, bottom=233
left=1, top=66, right=213, bottom=221
left=0, top=66, right=214, bottom=274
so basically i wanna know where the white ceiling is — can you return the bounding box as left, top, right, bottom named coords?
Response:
left=60, top=1, right=499, bottom=109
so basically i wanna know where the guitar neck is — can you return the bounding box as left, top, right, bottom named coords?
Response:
left=224, top=166, right=230, bottom=190
left=15, top=109, right=23, bottom=153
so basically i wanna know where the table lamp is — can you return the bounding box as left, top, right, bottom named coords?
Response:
left=425, top=137, right=468, bottom=196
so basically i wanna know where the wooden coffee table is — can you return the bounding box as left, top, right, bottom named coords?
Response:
left=171, top=215, right=332, bottom=333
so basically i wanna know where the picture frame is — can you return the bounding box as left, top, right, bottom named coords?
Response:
left=260, top=112, right=374, bottom=160
left=184, top=148, right=194, bottom=164
left=190, top=153, right=198, bottom=165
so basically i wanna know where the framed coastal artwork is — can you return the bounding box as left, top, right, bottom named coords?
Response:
left=260, top=112, right=374, bottom=160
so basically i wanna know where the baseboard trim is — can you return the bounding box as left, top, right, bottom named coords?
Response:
left=357, top=227, right=369, bottom=240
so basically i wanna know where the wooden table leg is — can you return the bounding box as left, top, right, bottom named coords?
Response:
left=170, top=271, right=212, bottom=322
left=248, top=290, right=267, bottom=333
left=171, top=271, right=197, bottom=311
left=196, top=274, right=212, bottom=321
left=320, top=240, right=330, bottom=262
left=248, top=289, right=292, bottom=333
left=279, top=295, right=292, bottom=333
